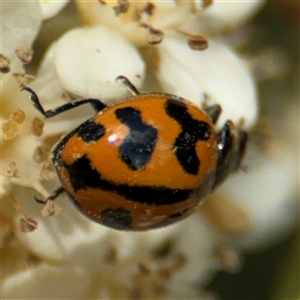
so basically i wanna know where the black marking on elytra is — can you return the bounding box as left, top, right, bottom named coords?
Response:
left=101, top=208, right=132, bottom=230
left=63, top=155, right=191, bottom=205
left=115, top=107, right=158, bottom=170
left=154, top=209, right=189, bottom=228
left=66, top=155, right=102, bottom=191
left=77, top=120, right=105, bottom=143
left=165, top=99, right=211, bottom=175
left=52, top=117, right=97, bottom=166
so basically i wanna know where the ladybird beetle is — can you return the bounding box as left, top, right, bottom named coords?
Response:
left=22, top=76, right=247, bottom=231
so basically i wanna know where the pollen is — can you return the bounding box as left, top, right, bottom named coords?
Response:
left=2, top=120, right=18, bottom=140
left=11, top=109, right=26, bottom=124
left=0, top=53, right=11, bottom=73
left=31, top=117, right=44, bottom=137
left=15, top=44, right=34, bottom=64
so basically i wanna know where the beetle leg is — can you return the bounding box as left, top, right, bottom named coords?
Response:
left=22, top=87, right=107, bottom=118
left=203, top=104, right=222, bottom=124
left=34, top=187, right=65, bottom=204
left=116, top=75, right=140, bottom=96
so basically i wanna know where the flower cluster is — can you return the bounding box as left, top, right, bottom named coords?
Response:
left=1, top=1, right=298, bottom=299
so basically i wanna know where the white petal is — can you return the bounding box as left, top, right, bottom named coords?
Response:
left=55, top=26, right=145, bottom=102
left=39, top=0, right=70, bottom=20
left=169, top=216, right=221, bottom=290
left=2, top=2, right=42, bottom=57
left=2, top=264, right=92, bottom=299
left=2, top=136, right=50, bottom=194
left=157, top=37, right=258, bottom=129
left=214, top=141, right=299, bottom=250
left=190, top=1, right=266, bottom=33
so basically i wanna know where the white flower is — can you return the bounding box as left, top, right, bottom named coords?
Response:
left=1, top=1, right=298, bottom=299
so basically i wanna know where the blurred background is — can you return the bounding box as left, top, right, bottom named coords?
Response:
left=208, top=2, right=299, bottom=299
